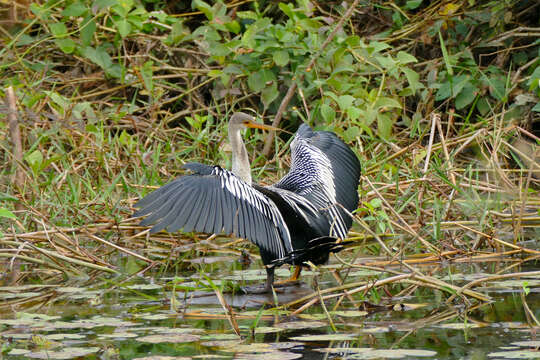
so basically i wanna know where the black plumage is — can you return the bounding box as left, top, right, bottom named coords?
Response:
left=134, top=114, right=361, bottom=291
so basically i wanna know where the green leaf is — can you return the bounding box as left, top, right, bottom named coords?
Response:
left=127, top=11, right=145, bottom=29
left=377, top=113, right=393, bottom=139
left=106, top=64, right=123, bottom=78
left=112, top=0, right=133, bottom=17
left=209, top=42, right=231, bottom=57
left=240, top=18, right=270, bottom=48
left=0, top=193, right=19, bottom=202
left=50, top=23, right=68, bottom=38
left=241, top=23, right=256, bottom=48
left=527, top=66, right=540, bottom=91
left=438, top=30, right=453, bottom=76
left=367, top=41, right=391, bottom=54
left=451, top=74, right=469, bottom=97
left=374, top=97, right=402, bottom=110
left=82, top=46, right=123, bottom=78
left=166, top=21, right=189, bottom=45
left=55, top=38, right=76, bottom=54
left=342, top=126, right=360, bottom=142
left=193, top=0, right=213, bottom=20
left=364, top=107, right=377, bottom=127
left=345, top=35, right=360, bottom=47
left=0, top=208, right=16, bottom=219
left=455, top=83, right=478, bottom=110
left=435, top=80, right=452, bottom=101
left=116, top=19, right=132, bottom=38
left=225, top=20, right=241, bottom=34
left=62, top=2, right=88, bottom=17
left=79, top=15, right=97, bottom=46
left=532, top=102, right=540, bottom=112
left=279, top=3, right=295, bottom=19
left=273, top=50, right=289, bottom=66
left=346, top=106, right=362, bottom=121
left=405, top=0, right=423, bottom=10
left=375, top=55, right=396, bottom=69
left=72, top=102, right=96, bottom=121
left=25, top=150, right=43, bottom=174
left=30, top=3, right=50, bottom=20
left=320, top=104, right=335, bottom=123
left=82, top=46, right=113, bottom=71
left=15, top=34, right=35, bottom=47
left=336, top=95, right=355, bottom=111
left=370, top=198, right=382, bottom=208
left=487, top=76, right=506, bottom=101
left=237, top=11, right=258, bottom=19
left=261, top=83, right=278, bottom=109
left=396, top=51, right=417, bottom=64
left=325, top=91, right=339, bottom=104
left=80, top=16, right=96, bottom=46
left=402, top=67, right=423, bottom=93
left=477, top=97, right=490, bottom=115
left=298, top=18, right=322, bottom=32
left=93, top=0, right=116, bottom=11
left=44, top=91, right=70, bottom=110
left=141, top=61, right=153, bottom=92
left=247, top=69, right=275, bottom=93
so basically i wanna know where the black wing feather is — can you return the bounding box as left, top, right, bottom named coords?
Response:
left=183, top=185, right=208, bottom=233
left=164, top=188, right=198, bottom=233
left=134, top=163, right=292, bottom=260
left=134, top=181, right=183, bottom=218
left=203, top=187, right=218, bottom=234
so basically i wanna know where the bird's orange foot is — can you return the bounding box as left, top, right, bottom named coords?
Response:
left=274, top=266, right=302, bottom=287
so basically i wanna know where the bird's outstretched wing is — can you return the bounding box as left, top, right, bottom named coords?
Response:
left=134, top=163, right=293, bottom=258
left=273, top=124, right=361, bottom=239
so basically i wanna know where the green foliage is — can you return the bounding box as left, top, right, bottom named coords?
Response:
left=5, top=0, right=537, bottom=141
left=0, top=208, right=17, bottom=219
left=0, top=0, right=538, bottom=260
left=24, top=0, right=176, bottom=80
left=5, top=0, right=427, bottom=139
left=187, top=1, right=423, bottom=139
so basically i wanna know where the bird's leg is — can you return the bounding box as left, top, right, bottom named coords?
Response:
left=236, top=267, right=276, bottom=294
left=274, top=266, right=302, bottom=286
left=265, top=266, right=275, bottom=293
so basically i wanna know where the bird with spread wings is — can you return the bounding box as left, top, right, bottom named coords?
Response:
left=134, top=112, right=361, bottom=292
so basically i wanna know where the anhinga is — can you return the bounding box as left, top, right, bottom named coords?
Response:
left=134, top=112, right=361, bottom=292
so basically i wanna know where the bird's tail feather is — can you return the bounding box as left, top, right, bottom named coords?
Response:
left=273, top=236, right=343, bottom=265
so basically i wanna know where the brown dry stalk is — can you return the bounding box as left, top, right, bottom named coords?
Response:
left=423, top=113, right=439, bottom=174
left=0, top=291, right=58, bottom=310
left=285, top=254, right=492, bottom=311
left=84, top=232, right=154, bottom=263
left=182, top=311, right=273, bottom=320
left=364, top=177, right=438, bottom=253
left=285, top=273, right=414, bottom=311
left=521, top=292, right=540, bottom=327
left=1, top=239, right=116, bottom=274
left=448, top=270, right=540, bottom=303
left=435, top=114, right=456, bottom=186
left=212, top=288, right=241, bottom=336
left=5, top=86, right=25, bottom=195
left=364, top=141, right=421, bottom=175
left=454, top=222, right=540, bottom=255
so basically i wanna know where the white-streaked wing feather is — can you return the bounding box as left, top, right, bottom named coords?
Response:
left=134, top=164, right=292, bottom=258
left=274, top=124, right=361, bottom=239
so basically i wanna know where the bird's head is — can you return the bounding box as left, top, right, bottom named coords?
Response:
left=229, top=112, right=280, bottom=132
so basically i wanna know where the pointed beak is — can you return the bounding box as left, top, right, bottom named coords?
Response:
left=244, top=121, right=281, bottom=132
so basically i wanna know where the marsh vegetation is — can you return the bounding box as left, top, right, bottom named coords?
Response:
left=0, top=0, right=539, bottom=358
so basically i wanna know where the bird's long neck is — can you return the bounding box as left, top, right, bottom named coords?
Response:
left=229, top=125, right=252, bottom=185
